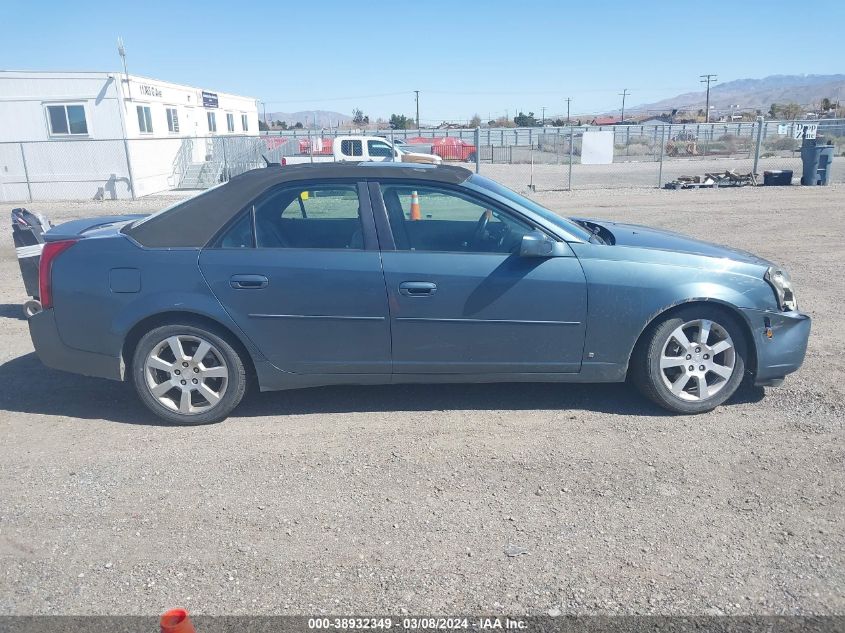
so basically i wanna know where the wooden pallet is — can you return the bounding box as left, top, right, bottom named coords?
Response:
left=664, top=170, right=757, bottom=189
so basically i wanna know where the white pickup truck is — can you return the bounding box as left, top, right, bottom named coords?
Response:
left=280, top=135, right=441, bottom=166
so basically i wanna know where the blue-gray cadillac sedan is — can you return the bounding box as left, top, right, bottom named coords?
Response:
left=27, top=163, right=810, bottom=424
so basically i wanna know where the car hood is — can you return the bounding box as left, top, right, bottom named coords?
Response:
left=573, top=217, right=773, bottom=267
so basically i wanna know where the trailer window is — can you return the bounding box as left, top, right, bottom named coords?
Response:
left=137, top=106, right=153, bottom=134
left=46, top=104, right=88, bottom=136
left=167, top=108, right=180, bottom=133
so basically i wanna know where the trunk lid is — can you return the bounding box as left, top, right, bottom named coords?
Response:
left=44, top=215, right=147, bottom=241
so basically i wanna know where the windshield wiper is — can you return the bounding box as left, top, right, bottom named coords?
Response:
left=574, top=219, right=606, bottom=245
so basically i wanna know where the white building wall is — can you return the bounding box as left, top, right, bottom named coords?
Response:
left=0, top=70, right=259, bottom=201
left=0, top=71, right=125, bottom=142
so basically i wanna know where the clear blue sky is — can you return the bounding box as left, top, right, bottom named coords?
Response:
left=2, top=0, right=842, bottom=123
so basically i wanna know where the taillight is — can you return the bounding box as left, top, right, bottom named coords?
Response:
left=38, top=239, right=77, bottom=309
left=281, top=157, right=287, bottom=166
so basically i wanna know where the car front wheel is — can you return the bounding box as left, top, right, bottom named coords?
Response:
left=132, top=324, right=247, bottom=424
left=632, top=307, right=747, bottom=414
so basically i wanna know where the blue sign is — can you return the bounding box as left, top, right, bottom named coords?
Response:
left=202, top=91, right=218, bottom=108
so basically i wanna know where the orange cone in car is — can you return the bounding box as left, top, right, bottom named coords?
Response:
left=410, top=190, right=422, bottom=221
left=160, top=608, right=197, bottom=633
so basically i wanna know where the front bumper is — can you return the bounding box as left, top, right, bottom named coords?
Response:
left=740, top=307, right=811, bottom=386
left=28, top=309, right=123, bottom=381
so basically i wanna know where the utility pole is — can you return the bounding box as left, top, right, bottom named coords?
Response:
left=700, top=74, right=717, bottom=122
left=414, top=90, right=420, bottom=129
left=117, top=37, right=132, bottom=100
left=619, top=89, right=629, bottom=122
left=260, top=101, right=267, bottom=128
left=541, top=106, right=546, bottom=126
left=565, top=97, right=571, bottom=125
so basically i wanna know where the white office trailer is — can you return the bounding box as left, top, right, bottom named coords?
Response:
left=0, top=71, right=260, bottom=201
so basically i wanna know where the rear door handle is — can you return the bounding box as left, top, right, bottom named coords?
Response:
left=399, top=281, right=437, bottom=297
left=230, top=274, right=268, bottom=289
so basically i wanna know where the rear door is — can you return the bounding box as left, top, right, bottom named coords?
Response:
left=198, top=181, right=391, bottom=374
left=372, top=181, right=588, bottom=374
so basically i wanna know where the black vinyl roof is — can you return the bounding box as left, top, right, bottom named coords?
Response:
left=124, top=163, right=473, bottom=248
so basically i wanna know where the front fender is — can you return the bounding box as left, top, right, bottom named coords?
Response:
left=572, top=245, right=776, bottom=378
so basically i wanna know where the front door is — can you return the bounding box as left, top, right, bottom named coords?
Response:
left=373, top=182, right=588, bottom=374
left=198, top=181, right=391, bottom=374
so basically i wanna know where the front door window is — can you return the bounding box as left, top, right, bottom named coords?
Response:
left=380, top=184, right=533, bottom=254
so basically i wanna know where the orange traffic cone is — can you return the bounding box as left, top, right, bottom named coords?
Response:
left=410, top=190, right=422, bottom=221
left=160, top=608, right=197, bottom=633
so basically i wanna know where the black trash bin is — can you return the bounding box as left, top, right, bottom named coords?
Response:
left=801, top=137, right=835, bottom=185
left=763, top=170, right=793, bottom=185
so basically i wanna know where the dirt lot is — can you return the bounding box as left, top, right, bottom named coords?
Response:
left=0, top=183, right=843, bottom=616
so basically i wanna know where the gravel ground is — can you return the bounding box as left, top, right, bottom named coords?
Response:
left=0, top=183, right=843, bottom=616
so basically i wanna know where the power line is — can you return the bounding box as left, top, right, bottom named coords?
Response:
left=700, top=74, right=717, bottom=122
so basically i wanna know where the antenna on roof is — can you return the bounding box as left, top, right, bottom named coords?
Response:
left=117, top=36, right=131, bottom=99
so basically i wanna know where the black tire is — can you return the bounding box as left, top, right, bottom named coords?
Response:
left=631, top=306, right=747, bottom=414
left=132, top=323, right=247, bottom=425
left=465, top=152, right=477, bottom=163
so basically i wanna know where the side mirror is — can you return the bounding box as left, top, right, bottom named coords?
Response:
left=519, top=231, right=566, bottom=257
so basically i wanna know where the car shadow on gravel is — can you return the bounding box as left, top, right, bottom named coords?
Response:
left=0, top=352, right=765, bottom=425
left=0, top=352, right=169, bottom=426
left=0, top=303, right=25, bottom=321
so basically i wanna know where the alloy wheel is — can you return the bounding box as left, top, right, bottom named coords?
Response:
left=658, top=319, right=736, bottom=402
left=144, top=335, right=229, bottom=414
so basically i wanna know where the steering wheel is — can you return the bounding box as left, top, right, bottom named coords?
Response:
left=471, top=210, right=491, bottom=249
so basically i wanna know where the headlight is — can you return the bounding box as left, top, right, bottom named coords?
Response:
left=765, top=266, right=798, bottom=311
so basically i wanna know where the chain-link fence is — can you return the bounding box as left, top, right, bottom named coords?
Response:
left=477, top=119, right=845, bottom=193
left=1, top=120, right=842, bottom=202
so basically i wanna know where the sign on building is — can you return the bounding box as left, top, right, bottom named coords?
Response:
left=202, top=91, right=218, bottom=108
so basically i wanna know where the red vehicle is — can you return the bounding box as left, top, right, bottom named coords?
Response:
left=406, top=136, right=477, bottom=162
left=296, top=138, right=334, bottom=155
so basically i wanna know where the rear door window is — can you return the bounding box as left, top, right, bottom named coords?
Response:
left=215, top=185, right=366, bottom=250
left=256, top=185, right=364, bottom=249
left=340, top=140, right=363, bottom=157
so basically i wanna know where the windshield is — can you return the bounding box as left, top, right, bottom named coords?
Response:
left=466, top=174, right=592, bottom=241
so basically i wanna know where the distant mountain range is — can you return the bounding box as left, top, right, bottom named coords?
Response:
left=265, top=110, right=351, bottom=127
left=262, top=76, right=844, bottom=125
left=631, top=74, right=845, bottom=114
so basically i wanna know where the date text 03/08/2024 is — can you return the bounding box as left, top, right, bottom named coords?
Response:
left=307, top=617, right=528, bottom=630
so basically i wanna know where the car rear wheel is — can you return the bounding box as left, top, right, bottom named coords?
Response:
left=632, top=306, right=747, bottom=414
left=132, top=324, right=246, bottom=424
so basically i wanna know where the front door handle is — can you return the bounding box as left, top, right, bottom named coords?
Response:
left=399, top=281, right=437, bottom=297
left=230, top=274, right=269, bottom=289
